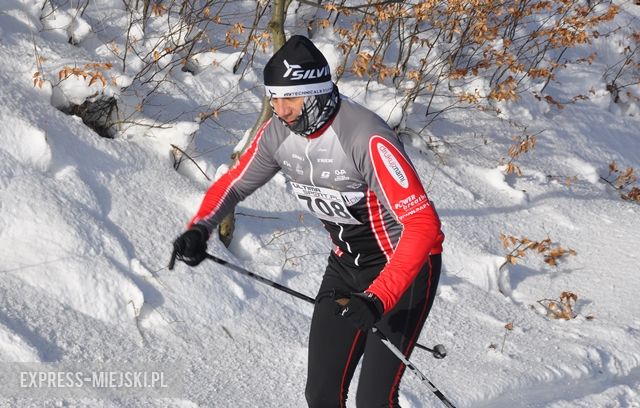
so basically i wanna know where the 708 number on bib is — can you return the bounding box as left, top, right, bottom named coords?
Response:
left=290, top=182, right=361, bottom=224
left=297, top=195, right=351, bottom=219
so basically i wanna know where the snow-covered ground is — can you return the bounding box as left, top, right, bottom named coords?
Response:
left=1, top=0, right=639, bottom=407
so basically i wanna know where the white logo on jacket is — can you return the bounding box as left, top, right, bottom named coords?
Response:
left=377, top=143, right=409, bottom=188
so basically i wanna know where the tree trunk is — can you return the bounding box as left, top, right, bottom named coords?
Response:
left=217, top=0, right=289, bottom=247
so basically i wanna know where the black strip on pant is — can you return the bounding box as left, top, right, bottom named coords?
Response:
left=305, top=253, right=442, bottom=408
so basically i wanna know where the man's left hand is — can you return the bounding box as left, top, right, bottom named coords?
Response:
left=336, top=292, right=384, bottom=331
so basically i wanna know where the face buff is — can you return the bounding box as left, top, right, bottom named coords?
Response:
left=280, top=85, right=340, bottom=137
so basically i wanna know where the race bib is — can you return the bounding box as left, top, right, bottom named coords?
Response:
left=290, top=182, right=362, bottom=224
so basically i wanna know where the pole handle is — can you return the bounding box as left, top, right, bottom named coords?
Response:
left=168, top=247, right=178, bottom=270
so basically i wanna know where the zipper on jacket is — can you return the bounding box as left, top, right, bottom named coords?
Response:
left=305, top=139, right=314, bottom=186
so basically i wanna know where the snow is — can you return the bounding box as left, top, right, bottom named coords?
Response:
left=1, top=0, right=639, bottom=407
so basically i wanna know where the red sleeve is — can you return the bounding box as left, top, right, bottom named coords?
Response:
left=365, top=135, right=443, bottom=312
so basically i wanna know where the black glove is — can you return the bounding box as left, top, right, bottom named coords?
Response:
left=336, top=292, right=384, bottom=332
left=170, top=224, right=210, bottom=268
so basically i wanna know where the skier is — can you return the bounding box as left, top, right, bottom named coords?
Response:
left=172, top=35, right=445, bottom=407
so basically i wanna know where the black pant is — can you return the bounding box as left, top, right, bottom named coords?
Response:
left=305, top=253, right=441, bottom=407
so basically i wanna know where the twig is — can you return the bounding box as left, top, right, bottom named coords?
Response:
left=236, top=212, right=280, bottom=220
left=221, top=326, right=235, bottom=340
left=170, top=144, right=211, bottom=181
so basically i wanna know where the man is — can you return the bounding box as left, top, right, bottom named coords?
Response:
left=172, top=35, right=444, bottom=407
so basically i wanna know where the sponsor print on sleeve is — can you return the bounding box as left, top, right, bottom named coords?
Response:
left=376, top=142, right=409, bottom=188
left=369, top=136, right=430, bottom=221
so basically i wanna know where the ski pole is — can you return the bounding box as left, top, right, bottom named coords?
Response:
left=201, top=253, right=447, bottom=358
left=190, top=252, right=456, bottom=407
left=373, top=328, right=456, bottom=408
left=169, top=251, right=313, bottom=303
left=206, top=253, right=315, bottom=303
left=171, top=251, right=447, bottom=359
left=416, top=343, right=447, bottom=359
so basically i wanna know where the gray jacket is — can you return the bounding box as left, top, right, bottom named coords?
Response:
left=189, top=96, right=443, bottom=311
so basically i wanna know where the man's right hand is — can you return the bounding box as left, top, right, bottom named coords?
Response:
left=169, top=224, right=210, bottom=269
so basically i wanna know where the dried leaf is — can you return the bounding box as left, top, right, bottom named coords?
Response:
left=609, top=161, right=618, bottom=174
